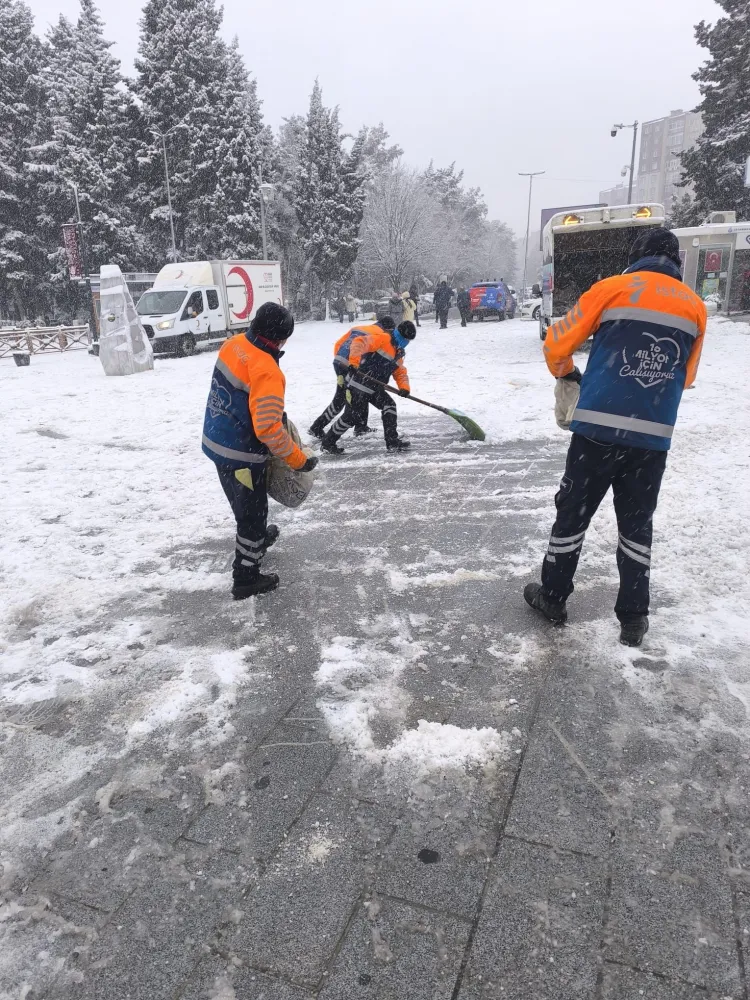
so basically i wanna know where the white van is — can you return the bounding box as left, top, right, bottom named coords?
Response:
left=135, top=260, right=283, bottom=356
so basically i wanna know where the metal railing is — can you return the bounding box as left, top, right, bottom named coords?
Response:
left=0, top=324, right=91, bottom=359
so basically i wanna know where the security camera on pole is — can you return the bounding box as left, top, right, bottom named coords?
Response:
left=611, top=122, right=639, bottom=203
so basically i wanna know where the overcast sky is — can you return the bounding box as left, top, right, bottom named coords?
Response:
left=27, top=0, right=719, bottom=235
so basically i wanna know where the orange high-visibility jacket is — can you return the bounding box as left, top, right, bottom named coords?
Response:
left=332, top=324, right=381, bottom=369
left=543, top=261, right=707, bottom=450
left=202, top=334, right=307, bottom=470
left=348, top=327, right=410, bottom=392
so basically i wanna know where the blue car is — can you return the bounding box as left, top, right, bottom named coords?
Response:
left=468, top=280, right=511, bottom=321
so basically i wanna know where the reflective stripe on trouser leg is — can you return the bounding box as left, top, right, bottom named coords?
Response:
left=369, top=390, right=398, bottom=445
left=611, top=446, right=666, bottom=618
left=313, top=380, right=347, bottom=431
left=330, top=389, right=367, bottom=439
left=540, top=435, right=613, bottom=603
left=216, top=464, right=268, bottom=579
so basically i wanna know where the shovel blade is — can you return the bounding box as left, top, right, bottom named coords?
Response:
left=447, top=409, right=486, bottom=441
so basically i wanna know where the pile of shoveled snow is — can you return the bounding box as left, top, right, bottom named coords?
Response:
left=315, top=623, right=511, bottom=776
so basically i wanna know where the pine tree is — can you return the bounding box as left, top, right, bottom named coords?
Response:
left=207, top=37, right=264, bottom=259
left=0, top=0, right=48, bottom=319
left=681, top=1, right=750, bottom=220
left=34, top=0, right=145, bottom=288
left=295, top=81, right=365, bottom=299
left=132, top=0, right=228, bottom=263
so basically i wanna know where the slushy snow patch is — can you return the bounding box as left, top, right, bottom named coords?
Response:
left=381, top=720, right=510, bottom=773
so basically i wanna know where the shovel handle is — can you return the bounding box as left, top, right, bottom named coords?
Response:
left=356, top=374, right=449, bottom=415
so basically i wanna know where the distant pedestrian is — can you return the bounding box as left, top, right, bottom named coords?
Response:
left=400, top=291, right=417, bottom=324
left=388, top=291, right=404, bottom=326
left=434, top=277, right=452, bottom=329
left=334, top=295, right=345, bottom=323
left=345, top=292, right=357, bottom=322
left=409, top=282, right=421, bottom=327
left=457, top=287, right=471, bottom=327
left=523, top=229, right=707, bottom=647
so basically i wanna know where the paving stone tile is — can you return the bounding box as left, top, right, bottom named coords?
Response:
left=373, top=781, right=498, bottom=919
left=606, top=855, right=741, bottom=995
left=318, top=895, right=469, bottom=999
left=48, top=849, right=250, bottom=999
left=179, top=956, right=314, bottom=1000
left=600, top=962, right=735, bottom=999
left=228, top=794, right=394, bottom=988
left=0, top=893, right=103, bottom=1000
left=459, top=837, right=606, bottom=1000
left=31, top=814, right=162, bottom=913
left=186, top=737, right=337, bottom=855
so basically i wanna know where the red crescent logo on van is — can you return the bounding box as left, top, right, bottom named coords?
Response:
left=228, top=266, right=254, bottom=320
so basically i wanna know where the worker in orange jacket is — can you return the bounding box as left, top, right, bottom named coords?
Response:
left=524, top=228, right=707, bottom=646
left=308, top=318, right=396, bottom=439
left=202, top=303, right=318, bottom=598
left=321, top=320, right=416, bottom=454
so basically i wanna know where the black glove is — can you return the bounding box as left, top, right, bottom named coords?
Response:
left=398, top=388, right=410, bottom=397
left=561, top=367, right=582, bottom=384
left=300, top=455, right=319, bottom=473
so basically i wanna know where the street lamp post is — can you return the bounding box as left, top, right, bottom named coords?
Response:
left=150, top=127, right=178, bottom=262
left=258, top=164, right=275, bottom=260
left=611, top=121, right=639, bottom=203
left=519, top=171, right=545, bottom=303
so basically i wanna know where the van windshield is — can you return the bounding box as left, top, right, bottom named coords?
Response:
left=136, top=290, right=187, bottom=316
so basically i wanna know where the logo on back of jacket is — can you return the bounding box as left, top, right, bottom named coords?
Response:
left=208, top=378, right=231, bottom=417
left=618, top=274, right=681, bottom=389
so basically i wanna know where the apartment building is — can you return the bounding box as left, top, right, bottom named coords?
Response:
left=636, top=109, right=704, bottom=210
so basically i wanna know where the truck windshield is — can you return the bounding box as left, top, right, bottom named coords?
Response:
left=552, top=226, right=642, bottom=315
left=136, top=290, right=187, bottom=316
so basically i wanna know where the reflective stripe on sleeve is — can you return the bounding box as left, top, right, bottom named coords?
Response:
left=600, top=307, right=698, bottom=338
left=202, top=434, right=267, bottom=463
left=214, top=358, right=249, bottom=391
left=572, top=409, right=674, bottom=439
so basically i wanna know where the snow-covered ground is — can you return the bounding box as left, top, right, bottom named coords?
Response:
left=2, top=315, right=749, bottom=751
left=2, top=313, right=750, bottom=996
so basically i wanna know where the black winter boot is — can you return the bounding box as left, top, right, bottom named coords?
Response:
left=386, top=438, right=411, bottom=452
left=619, top=615, right=649, bottom=647
left=265, top=524, right=280, bottom=549
left=523, top=582, right=568, bottom=624
left=308, top=422, right=326, bottom=440
left=232, top=571, right=280, bottom=600
left=353, top=425, right=374, bottom=437
left=321, top=433, right=345, bottom=455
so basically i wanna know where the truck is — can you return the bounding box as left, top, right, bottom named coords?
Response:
left=135, top=260, right=283, bottom=356
left=540, top=204, right=664, bottom=340
left=467, top=280, right=511, bottom=322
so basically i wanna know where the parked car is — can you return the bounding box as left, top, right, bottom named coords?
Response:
left=467, top=280, right=511, bottom=321
left=520, top=296, right=543, bottom=322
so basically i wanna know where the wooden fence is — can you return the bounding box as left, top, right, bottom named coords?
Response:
left=0, top=325, right=91, bottom=360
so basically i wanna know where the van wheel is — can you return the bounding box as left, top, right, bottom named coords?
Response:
left=539, top=320, right=547, bottom=341
left=532, top=306, right=541, bottom=321
left=498, top=312, right=506, bottom=322
left=178, top=334, right=196, bottom=357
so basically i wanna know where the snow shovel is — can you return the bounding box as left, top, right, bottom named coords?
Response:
left=361, top=375, right=486, bottom=441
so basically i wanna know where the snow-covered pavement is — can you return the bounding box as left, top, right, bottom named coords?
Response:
left=1, top=315, right=750, bottom=998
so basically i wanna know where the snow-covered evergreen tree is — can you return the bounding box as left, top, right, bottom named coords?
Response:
left=133, top=0, right=228, bottom=263
left=0, top=0, right=48, bottom=319
left=295, top=81, right=365, bottom=297
left=33, top=0, right=144, bottom=286
left=681, top=1, right=750, bottom=220
left=207, top=37, right=264, bottom=259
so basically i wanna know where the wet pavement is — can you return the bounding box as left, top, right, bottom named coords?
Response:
left=2, top=412, right=749, bottom=1000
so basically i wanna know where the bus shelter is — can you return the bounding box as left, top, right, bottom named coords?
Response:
left=674, top=222, right=750, bottom=315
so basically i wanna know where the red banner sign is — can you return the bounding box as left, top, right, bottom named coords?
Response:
left=62, top=224, right=83, bottom=280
